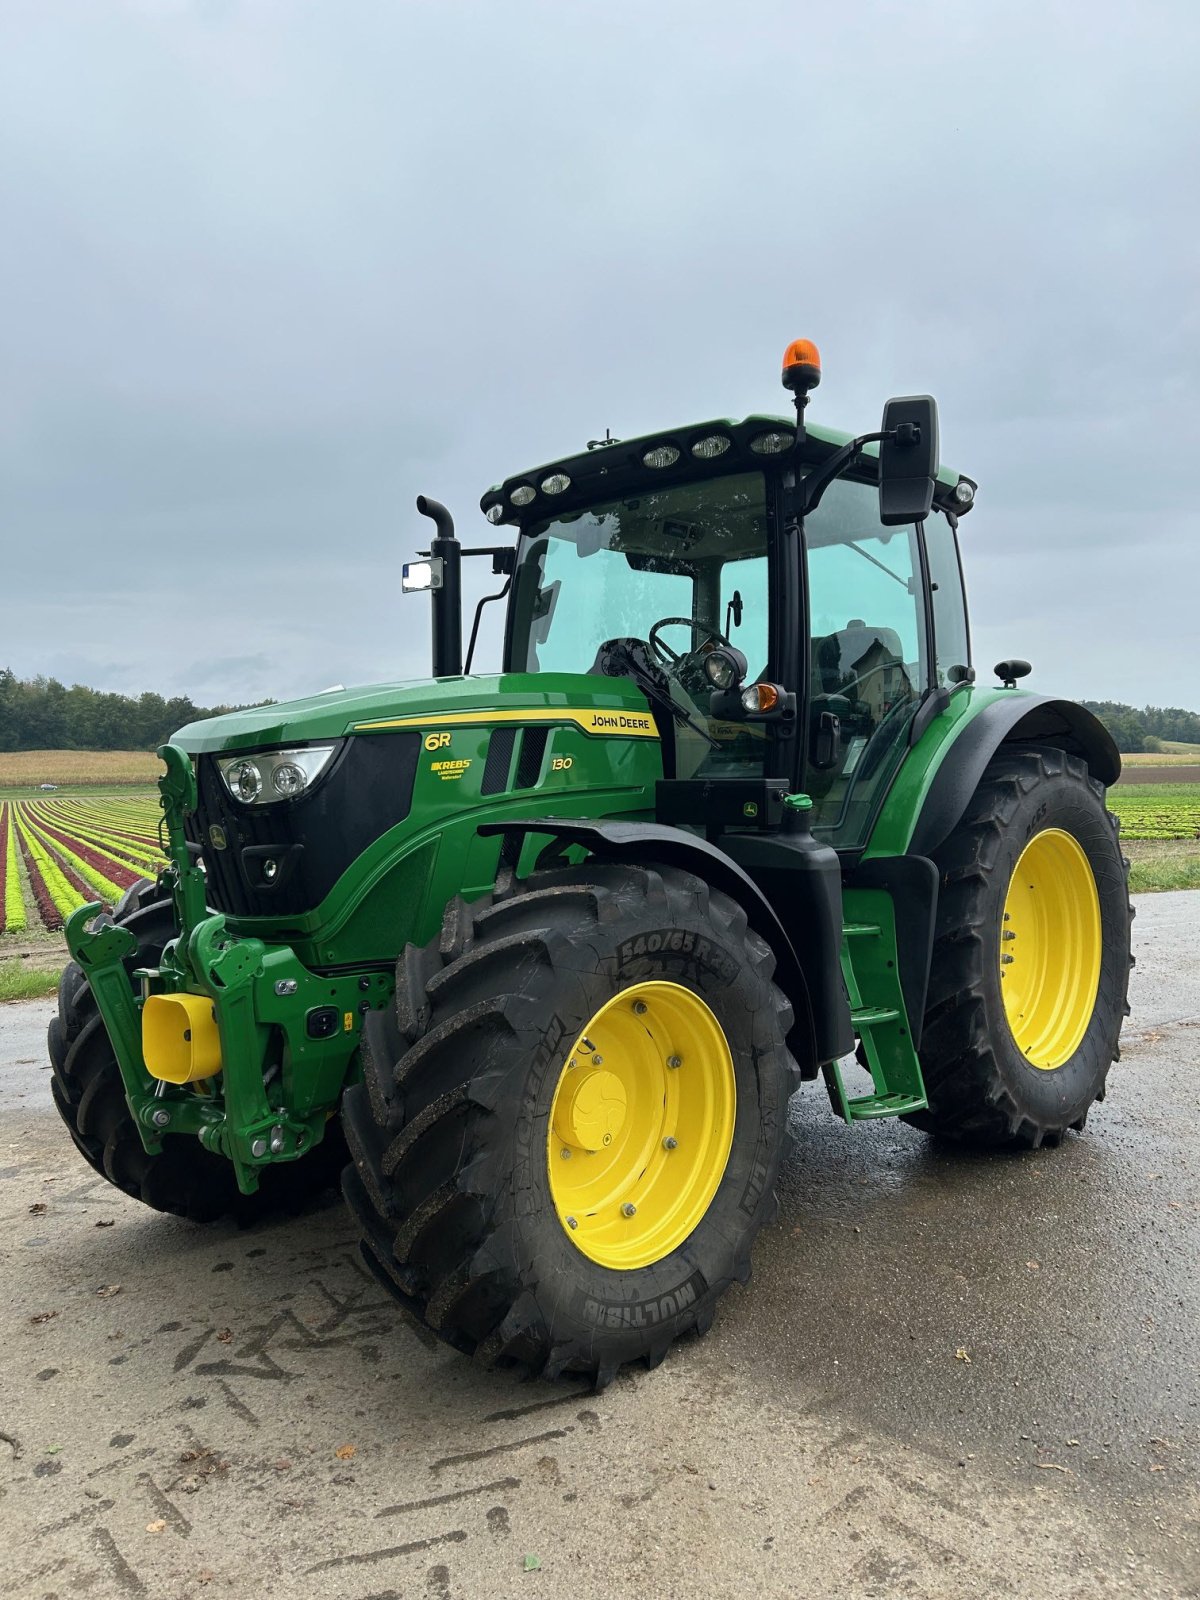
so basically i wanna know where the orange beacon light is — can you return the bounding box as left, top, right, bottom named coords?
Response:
left=781, top=338, right=822, bottom=394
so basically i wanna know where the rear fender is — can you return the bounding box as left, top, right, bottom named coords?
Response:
left=477, top=817, right=823, bottom=1073
left=902, top=694, right=1120, bottom=860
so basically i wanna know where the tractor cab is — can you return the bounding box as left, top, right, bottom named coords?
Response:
left=459, top=343, right=979, bottom=853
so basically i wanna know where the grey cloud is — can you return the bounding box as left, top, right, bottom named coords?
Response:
left=1, top=0, right=1196, bottom=709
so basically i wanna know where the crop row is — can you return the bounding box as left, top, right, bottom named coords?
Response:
left=1, top=797, right=166, bottom=934
left=1109, top=789, right=1200, bottom=841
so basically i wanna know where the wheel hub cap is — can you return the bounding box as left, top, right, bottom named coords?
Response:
left=554, top=1069, right=627, bottom=1152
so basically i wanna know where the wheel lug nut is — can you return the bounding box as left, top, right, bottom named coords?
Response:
left=663, top=1136, right=678, bottom=1150
left=622, top=1202, right=637, bottom=1218
left=561, top=1147, right=571, bottom=1159
left=667, top=1055, right=682, bottom=1069
left=592, top=1054, right=603, bottom=1066
left=566, top=1215, right=578, bottom=1229
left=1001, top=954, right=1015, bottom=965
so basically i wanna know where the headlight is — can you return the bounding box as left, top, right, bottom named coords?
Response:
left=217, top=745, right=337, bottom=805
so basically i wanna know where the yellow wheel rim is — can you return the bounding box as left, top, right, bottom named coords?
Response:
left=547, top=981, right=736, bottom=1269
left=1001, top=827, right=1102, bottom=1069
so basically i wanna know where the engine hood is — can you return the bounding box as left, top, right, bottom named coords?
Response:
left=170, top=672, right=656, bottom=754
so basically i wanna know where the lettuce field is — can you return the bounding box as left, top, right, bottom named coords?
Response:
left=1107, top=783, right=1200, bottom=842
left=0, top=796, right=165, bottom=934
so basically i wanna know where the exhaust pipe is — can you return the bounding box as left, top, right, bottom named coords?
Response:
left=416, top=496, right=462, bottom=677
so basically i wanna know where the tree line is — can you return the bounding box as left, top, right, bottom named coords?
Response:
left=0, top=669, right=269, bottom=752
left=0, top=669, right=1196, bottom=757
left=1080, top=701, right=1200, bottom=754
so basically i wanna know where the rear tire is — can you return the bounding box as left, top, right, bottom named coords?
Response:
left=47, top=876, right=345, bottom=1222
left=342, top=861, right=800, bottom=1385
left=908, top=745, right=1132, bottom=1148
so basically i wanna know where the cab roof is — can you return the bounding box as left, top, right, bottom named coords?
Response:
left=481, top=415, right=975, bottom=528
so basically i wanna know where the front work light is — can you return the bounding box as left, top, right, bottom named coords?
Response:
left=703, top=645, right=747, bottom=691
left=218, top=745, right=338, bottom=806
left=749, top=431, right=794, bottom=455
left=402, top=559, right=443, bottom=593
left=642, top=444, right=680, bottom=469
left=691, top=435, right=731, bottom=460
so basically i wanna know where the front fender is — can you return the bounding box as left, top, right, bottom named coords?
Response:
left=477, top=817, right=828, bottom=1070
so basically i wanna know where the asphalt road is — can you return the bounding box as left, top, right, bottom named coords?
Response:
left=1, top=895, right=1197, bottom=1599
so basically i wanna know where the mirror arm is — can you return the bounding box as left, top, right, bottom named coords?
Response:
left=799, top=429, right=895, bottom=517
left=464, top=577, right=512, bottom=675
left=460, top=546, right=516, bottom=575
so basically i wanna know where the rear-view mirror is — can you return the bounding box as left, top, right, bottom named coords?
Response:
left=879, top=395, right=939, bottom=526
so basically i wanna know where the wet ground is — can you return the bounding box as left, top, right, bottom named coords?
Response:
left=1, top=894, right=1197, bottom=1599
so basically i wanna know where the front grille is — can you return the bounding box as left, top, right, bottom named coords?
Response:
left=187, top=733, right=420, bottom=919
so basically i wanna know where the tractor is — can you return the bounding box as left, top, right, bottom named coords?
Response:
left=52, top=340, right=1132, bottom=1385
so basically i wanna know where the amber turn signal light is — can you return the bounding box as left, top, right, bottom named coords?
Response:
left=781, top=338, right=822, bottom=394
left=740, top=682, right=781, bottom=714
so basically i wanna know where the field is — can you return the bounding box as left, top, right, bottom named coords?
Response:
left=1108, top=782, right=1200, bottom=840
left=0, top=748, right=163, bottom=788
left=0, top=793, right=165, bottom=936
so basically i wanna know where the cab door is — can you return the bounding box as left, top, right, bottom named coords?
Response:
left=802, top=476, right=931, bottom=847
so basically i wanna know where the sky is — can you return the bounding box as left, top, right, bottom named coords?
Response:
left=1, top=0, right=1197, bottom=712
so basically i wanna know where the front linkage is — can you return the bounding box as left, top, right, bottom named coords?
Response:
left=64, top=744, right=379, bottom=1195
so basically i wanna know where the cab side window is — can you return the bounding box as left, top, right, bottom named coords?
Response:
left=923, top=516, right=971, bottom=687
left=805, top=477, right=929, bottom=846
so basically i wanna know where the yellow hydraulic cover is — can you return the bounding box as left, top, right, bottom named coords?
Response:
left=142, top=992, right=223, bottom=1084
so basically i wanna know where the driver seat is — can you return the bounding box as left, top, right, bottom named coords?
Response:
left=815, top=619, right=910, bottom=714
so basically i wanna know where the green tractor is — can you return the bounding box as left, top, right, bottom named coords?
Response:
left=52, top=340, right=1132, bottom=1384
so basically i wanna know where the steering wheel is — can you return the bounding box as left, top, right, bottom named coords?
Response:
left=648, top=616, right=735, bottom=671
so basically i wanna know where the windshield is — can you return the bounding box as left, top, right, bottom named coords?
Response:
left=508, top=471, right=768, bottom=674
left=506, top=471, right=770, bottom=776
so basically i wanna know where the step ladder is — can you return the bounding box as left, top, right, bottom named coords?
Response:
left=825, top=891, right=929, bottom=1123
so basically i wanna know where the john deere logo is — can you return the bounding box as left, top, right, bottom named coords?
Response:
left=208, top=824, right=228, bottom=851
left=743, top=802, right=759, bottom=819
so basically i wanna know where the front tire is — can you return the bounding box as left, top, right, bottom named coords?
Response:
left=342, top=862, right=800, bottom=1384
left=909, top=745, right=1132, bottom=1147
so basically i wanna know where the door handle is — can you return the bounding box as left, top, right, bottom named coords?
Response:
left=811, top=710, right=841, bottom=770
